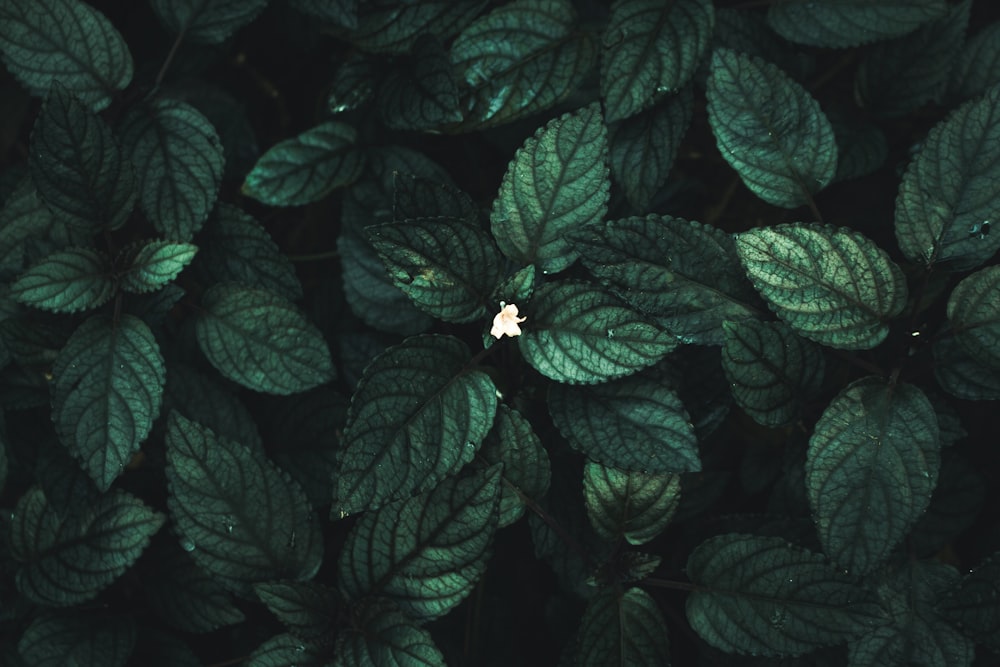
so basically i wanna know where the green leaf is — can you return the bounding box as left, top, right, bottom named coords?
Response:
left=254, top=580, right=338, bottom=641
left=10, top=247, right=113, bottom=313
left=29, top=83, right=135, bottom=231
left=17, top=612, right=135, bottom=667
left=118, top=98, right=224, bottom=241
left=291, top=0, right=356, bottom=29
left=392, top=172, right=478, bottom=222
left=576, top=587, right=670, bottom=667
left=336, top=0, right=486, bottom=54
left=377, top=35, right=462, bottom=130
left=721, top=319, right=825, bottom=427
left=608, top=87, right=693, bottom=213
left=706, top=49, right=837, bottom=209
left=940, top=551, right=1000, bottom=653
left=948, top=20, right=1000, bottom=101
left=582, top=461, right=680, bottom=544
left=450, top=0, right=596, bottom=129
left=947, top=266, right=1000, bottom=370
left=52, top=315, right=165, bottom=491
left=0, top=0, right=133, bottom=110
left=807, top=378, right=940, bottom=575
left=894, top=85, right=1000, bottom=271
left=118, top=240, right=197, bottom=294
left=338, top=466, right=501, bottom=620
left=713, top=8, right=815, bottom=83
left=766, top=0, right=947, bottom=49
left=735, top=223, right=907, bottom=350
left=334, top=334, right=497, bottom=516
left=686, top=533, right=881, bottom=656
left=327, top=52, right=376, bottom=114
left=149, top=0, right=270, bottom=44
left=164, top=412, right=324, bottom=594
left=369, top=216, right=502, bottom=323
left=601, top=0, right=713, bottom=123
left=164, top=362, right=262, bottom=453
left=194, top=283, right=334, bottom=394
left=477, top=404, right=551, bottom=528
left=549, top=370, right=699, bottom=473
left=332, top=597, right=445, bottom=667
left=518, top=281, right=676, bottom=384
left=242, top=121, right=364, bottom=207
left=572, top=215, right=761, bottom=345
left=10, top=486, right=163, bottom=606
left=247, top=633, right=326, bottom=667
left=830, top=112, right=888, bottom=183
left=934, top=332, right=1000, bottom=400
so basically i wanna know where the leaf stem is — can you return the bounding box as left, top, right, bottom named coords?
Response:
left=153, top=27, right=187, bottom=94
left=641, top=576, right=699, bottom=592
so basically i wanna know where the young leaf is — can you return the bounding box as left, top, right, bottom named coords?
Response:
left=582, top=462, right=681, bottom=545
left=939, top=551, right=1000, bottom=653
left=338, top=465, right=501, bottom=620
left=118, top=240, right=197, bottom=294
left=0, top=0, right=133, bottom=110
left=332, top=597, right=445, bottom=667
left=377, top=35, right=462, bottom=130
left=29, top=83, right=135, bottom=232
left=706, top=49, right=837, bottom=209
left=766, top=0, right=947, bottom=49
left=334, top=334, right=497, bottom=516
left=947, top=265, right=1000, bottom=370
left=735, top=223, right=907, bottom=350
left=336, top=0, right=486, bottom=54
left=149, top=0, right=270, bottom=44
left=52, top=315, right=166, bottom=491
left=576, top=587, right=670, bottom=666
left=894, top=85, right=1000, bottom=271
left=242, top=121, right=364, bottom=207
left=10, top=486, right=164, bottom=606
left=518, top=281, right=676, bottom=384
left=17, top=612, right=135, bottom=667
left=10, top=247, right=113, bottom=313
left=686, top=533, right=881, bottom=656
left=118, top=98, right=224, bottom=241
left=194, top=283, right=334, bottom=395
left=164, top=412, right=324, bottom=593
left=601, top=0, right=713, bottom=123
left=254, top=580, right=338, bottom=641
left=491, top=103, right=609, bottom=273
left=807, top=378, right=940, bottom=575
left=948, top=20, right=1000, bottom=101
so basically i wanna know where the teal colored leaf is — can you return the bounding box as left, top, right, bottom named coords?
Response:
left=735, top=223, right=907, bottom=349
left=706, top=49, right=837, bottom=209
left=518, top=281, right=675, bottom=384
left=608, top=87, right=693, bottom=213
left=291, top=0, right=356, bottom=29
left=369, top=216, right=502, bottom=323
left=477, top=404, right=551, bottom=528
left=392, top=172, right=478, bottom=222
left=0, top=180, right=60, bottom=276
left=721, top=319, right=825, bottom=427
left=855, top=0, right=969, bottom=118
left=247, top=633, right=326, bottom=667
left=377, top=35, right=462, bottom=130
left=338, top=466, right=501, bottom=620
left=576, top=587, right=670, bottom=667
left=334, top=334, right=497, bottom=516
left=327, top=53, right=376, bottom=114
left=164, top=412, right=324, bottom=593
left=242, top=121, right=364, bottom=207
left=686, top=533, right=881, bottom=656
left=10, top=247, right=112, bottom=313
left=195, top=283, right=334, bottom=394
left=894, top=85, right=1000, bottom=271
left=0, top=0, right=133, bottom=110
left=601, top=0, right=713, bottom=123
left=830, top=112, right=888, bottom=182
left=807, top=378, right=940, bottom=575
left=18, top=613, right=135, bottom=667
left=332, top=597, right=445, bottom=667
left=10, top=486, right=163, bottom=606
left=149, top=0, right=270, bottom=44
left=582, top=461, right=680, bottom=544
left=118, top=240, right=197, bottom=294
left=766, top=0, right=947, bottom=49
left=491, top=103, right=609, bottom=273
left=29, top=83, right=135, bottom=231
left=52, top=315, right=165, bottom=491
left=450, top=0, right=596, bottom=129
left=713, top=8, right=815, bottom=83
left=572, top=215, right=761, bottom=345
left=33, top=432, right=100, bottom=519
left=933, top=333, right=1000, bottom=400
left=550, top=370, right=698, bottom=473
left=940, top=551, right=1000, bottom=653
left=948, top=21, right=1000, bottom=101
left=337, top=0, right=486, bottom=54
left=118, top=98, right=224, bottom=241
left=947, top=265, right=1000, bottom=370
left=254, top=580, right=338, bottom=641
left=164, top=362, right=263, bottom=453
left=143, top=545, right=246, bottom=634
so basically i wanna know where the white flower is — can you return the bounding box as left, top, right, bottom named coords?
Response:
left=490, top=302, right=526, bottom=339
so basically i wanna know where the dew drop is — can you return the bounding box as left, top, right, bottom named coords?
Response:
left=969, top=220, right=991, bottom=239
left=180, top=538, right=196, bottom=552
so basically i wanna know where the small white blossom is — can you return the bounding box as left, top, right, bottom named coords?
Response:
left=490, top=302, right=526, bottom=339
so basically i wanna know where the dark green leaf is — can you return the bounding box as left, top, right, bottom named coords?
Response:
left=126, top=281, right=185, bottom=327
left=164, top=361, right=263, bottom=452
left=242, top=121, right=364, bottom=207
left=164, top=412, right=324, bottom=593
left=706, top=49, right=837, bottom=209
left=910, top=451, right=985, bottom=557
left=149, top=0, right=270, bottom=44
left=933, top=332, right=1000, bottom=400
left=940, top=551, right=1000, bottom=653
left=601, top=0, right=713, bottom=123
left=334, top=334, right=497, bottom=516
left=33, top=432, right=99, bottom=519
left=450, top=0, right=596, bottom=129
left=291, top=0, right=357, bottom=29
left=830, top=112, right=888, bottom=183
left=948, top=20, right=1000, bottom=101
left=17, top=612, right=135, bottom=667
left=392, top=172, right=478, bottom=222
left=766, top=0, right=947, bottom=49
left=327, top=53, right=376, bottom=114
left=735, top=223, right=907, bottom=349
left=333, top=597, right=445, bottom=667
left=894, top=85, right=1000, bottom=271
left=336, top=0, right=486, bottom=54
left=377, top=35, right=462, bottom=130
left=52, top=315, right=165, bottom=490
left=712, top=8, right=815, bottom=83
left=0, top=179, right=88, bottom=277
left=247, top=633, right=326, bottom=667
left=947, top=265, right=1000, bottom=370
left=10, top=247, right=113, bottom=313
left=518, top=281, right=676, bottom=384
left=118, top=98, right=224, bottom=241
left=338, top=466, right=501, bottom=620
left=254, top=580, right=338, bottom=641
left=195, top=283, right=334, bottom=394
left=10, top=486, right=163, bottom=606
left=477, top=404, right=551, bottom=528
left=118, top=240, right=197, bottom=294
left=807, top=378, right=940, bottom=574
left=29, top=83, right=135, bottom=231
left=686, top=533, right=881, bottom=656
left=128, top=628, right=201, bottom=667
left=0, top=0, right=133, bottom=110
left=576, top=587, right=670, bottom=667
left=582, top=461, right=680, bottom=544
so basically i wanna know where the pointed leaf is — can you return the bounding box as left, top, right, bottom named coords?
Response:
left=582, top=461, right=680, bottom=544
left=18, top=613, right=135, bottom=667
left=149, top=0, right=270, bottom=44
left=766, top=0, right=947, bottom=49
left=254, top=581, right=338, bottom=641
left=336, top=0, right=486, bottom=54
left=947, top=265, right=1000, bottom=370
left=948, top=20, right=1000, bottom=101
left=118, top=240, right=197, bottom=294
left=577, top=587, right=670, bottom=667
left=735, top=223, right=907, bottom=349
left=143, top=545, right=246, bottom=634
left=333, top=597, right=445, bottom=667
left=10, top=247, right=112, bottom=313
left=477, top=404, right=551, bottom=528
left=377, top=35, right=462, bottom=130
left=940, top=551, right=1000, bottom=653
